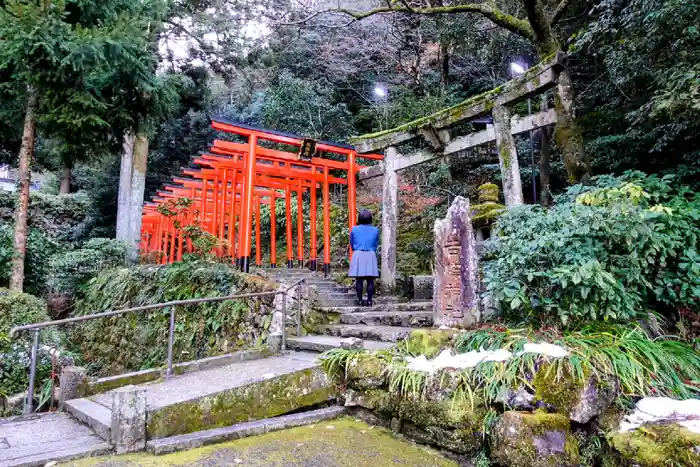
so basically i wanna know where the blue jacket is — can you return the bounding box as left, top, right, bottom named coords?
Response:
left=350, top=224, right=379, bottom=252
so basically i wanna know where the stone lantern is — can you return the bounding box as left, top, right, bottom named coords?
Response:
left=471, top=183, right=505, bottom=245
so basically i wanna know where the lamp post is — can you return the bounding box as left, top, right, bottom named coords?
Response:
left=510, top=62, right=537, bottom=204
left=373, top=84, right=389, bottom=130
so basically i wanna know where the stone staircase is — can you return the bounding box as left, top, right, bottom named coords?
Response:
left=3, top=269, right=435, bottom=466
left=4, top=352, right=342, bottom=467
left=260, top=268, right=433, bottom=352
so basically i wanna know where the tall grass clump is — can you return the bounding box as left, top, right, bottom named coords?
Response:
left=455, top=324, right=700, bottom=399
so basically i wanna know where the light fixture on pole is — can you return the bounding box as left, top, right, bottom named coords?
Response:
left=509, top=61, right=537, bottom=204
left=510, top=62, right=526, bottom=75
left=373, top=85, right=387, bottom=98
left=373, top=83, right=389, bottom=130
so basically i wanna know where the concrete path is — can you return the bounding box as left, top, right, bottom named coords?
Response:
left=61, top=417, right=456, bottom=467
left=0, top=413, right=111, bottom=467
left=90, top=352, right=319, bottom=411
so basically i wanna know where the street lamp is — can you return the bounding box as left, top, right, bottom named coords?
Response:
left=373, top=83, right=389, bottom=130
left=510, top=62, right=526, bottom=75
left=509, top=61, right=537, bottom=204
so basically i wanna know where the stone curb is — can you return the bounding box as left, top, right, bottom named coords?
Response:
left=145, top=406, right=346, bottom=455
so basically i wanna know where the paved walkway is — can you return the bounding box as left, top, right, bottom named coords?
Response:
left=91, top=352, right=319, bottom=411
left=62, top=417, right=456, bottom=467
left=0, top=413, right=110, bottom=467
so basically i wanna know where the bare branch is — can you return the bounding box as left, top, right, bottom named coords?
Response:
left=285, top=4, right=535, bottom=41
left=551, top=0, right=574, bottom=24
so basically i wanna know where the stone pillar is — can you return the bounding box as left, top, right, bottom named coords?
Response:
left=58, top=366, right=87, bottom=409
left=381, top=146, right=399, bottom=293
left=492, top=105, right=524, bottom=207
left=111, top=386, right=147, bottom=454
left=433, top=196, right=480, bottom=327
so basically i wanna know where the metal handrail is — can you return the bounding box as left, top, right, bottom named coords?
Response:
left=10, top=277, right=305, bottom=415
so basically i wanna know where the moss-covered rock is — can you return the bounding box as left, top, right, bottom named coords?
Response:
left=534, top=364, right=618, bottom=424
left=358, top=387, right=486, bottom=455
left=346, top=354, right=388, bottom=390
left=490, top=411, right=580, bottom=467
left=146, top=367, right=335, bottom=439
left=404, top=329, right=456, bottom=358
left=608, top=424, right=700, bottom=467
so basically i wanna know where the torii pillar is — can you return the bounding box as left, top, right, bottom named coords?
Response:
left=381, top=146, right=399, bottom=292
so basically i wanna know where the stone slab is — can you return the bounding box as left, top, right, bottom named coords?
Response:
left=286, top=336, right=393, bottom=352
left=146, top=406, right=346, bottom=455
left=318, top=324, right=415, bottom=342
left=63, top=398, right=112, bottom=441
left=0, top=413, right=111, bottom=467
left=90, top=353, right=319, bottom=412
left=317, top=302, right=432, bottom=314
left=86, top=349, right=272, bottom=396
left=339, top=311, right=433, bottom=327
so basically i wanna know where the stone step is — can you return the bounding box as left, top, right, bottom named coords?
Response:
left=146, top=406, right=346, bottom=455
left=340, top=311, right=433, bottom=327
left=324, top=292, right=399, bottom=300
left=64, top=397, right=112, bottom=442
left=317, top=297, right=399, bottom=307
left=68, top=353, right=333, bottom=441
left=317, top=324, right=415, bottom=342
left=318, top=302, right=432, bottom=314
left=286, top=336, right=393, bottom=353
left=0, top=412, right=112, bottom=467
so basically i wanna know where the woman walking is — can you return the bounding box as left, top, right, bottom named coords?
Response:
left=348, top=209, right=379, bottom=306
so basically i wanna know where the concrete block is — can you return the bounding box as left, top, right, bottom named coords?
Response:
left=111, top=386, right=147, bottom=454
left=268, top=332, right=283, bottom=353
left=58, top=366, right=87, bottom=408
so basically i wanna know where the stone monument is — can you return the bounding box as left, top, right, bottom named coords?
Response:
left=433, top=196, right=481, bottom=327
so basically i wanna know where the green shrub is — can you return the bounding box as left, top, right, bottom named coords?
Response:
left=484, top=171, right=700, bottom=326
left=0, top=289, right=61, bottom=399
left=46, top=238, right=126, bottom=296
left=0, top=190, right=95, bottom=243
left=71, top=261, right=277, bottom=375
left=0, top=226, right=63, bottom=296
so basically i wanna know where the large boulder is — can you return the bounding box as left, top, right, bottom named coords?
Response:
left=490, top=411, right=580, bottom=467
left=345, top=354, right=388, bottom=390
left=609, top=423, right=700, bottom=467
left=607, top=397, right=700, bottom=466
left=404, top=329, right=456, bottom=358
left=534, top=365, right=618, bottom=423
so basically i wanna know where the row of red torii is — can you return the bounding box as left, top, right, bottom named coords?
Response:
left=140, top=119, right=383, bottom=273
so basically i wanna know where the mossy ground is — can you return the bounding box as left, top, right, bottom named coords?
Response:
left=63, top=417, right=457, bottom=467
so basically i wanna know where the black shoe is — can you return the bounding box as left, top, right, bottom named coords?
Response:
left=357, top=299, right=364, bottom=306
left=364, top=300, right=373, bottom=307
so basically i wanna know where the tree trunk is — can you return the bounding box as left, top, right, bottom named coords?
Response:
left=10, top=86, right=39, bottom=292
left=59, top=157, right=72, bottom=194
left=521, top=0, right=591, bottom=184
left=553, top=68, right=591, bottom=184
left=126, top=131, right=149, bottom=263
left=116, top=132, right=135, bottom=242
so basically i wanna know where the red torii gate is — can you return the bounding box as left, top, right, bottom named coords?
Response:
left=140, top=119, right=383, bottom=274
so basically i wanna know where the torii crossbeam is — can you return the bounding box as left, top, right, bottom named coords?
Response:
left=140, top=119, right=383, bottom=275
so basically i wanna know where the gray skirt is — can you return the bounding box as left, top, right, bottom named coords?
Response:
left=349, top=250, right=379, bottom=278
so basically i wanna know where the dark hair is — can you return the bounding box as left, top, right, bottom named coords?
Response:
left=358, top=209, right=373, bottom=225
